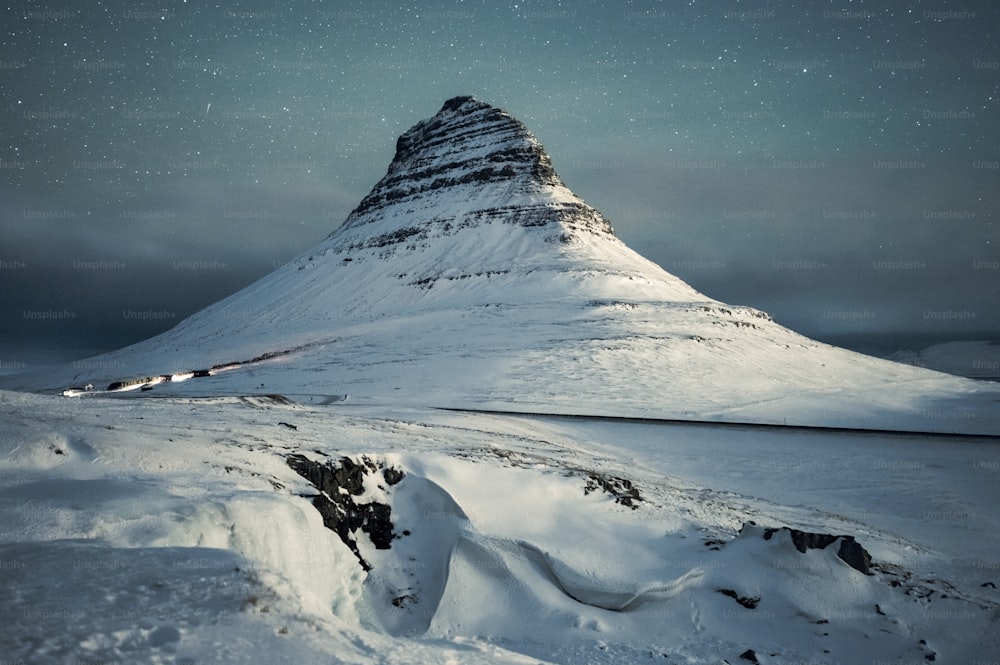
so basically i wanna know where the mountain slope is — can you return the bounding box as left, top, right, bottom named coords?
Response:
left=4, top=96, right=997, bottom=432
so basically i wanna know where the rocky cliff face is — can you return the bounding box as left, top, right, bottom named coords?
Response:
left=348, top=95, right=566, bottom=217
left=319, top=95, right=616, bottom=261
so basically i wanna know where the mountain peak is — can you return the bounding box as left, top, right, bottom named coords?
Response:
left=387, top=95, right=559, bottom=185
left=340, top=96, right=596, bottom=235
left=439, top=94, right=483, bottom=112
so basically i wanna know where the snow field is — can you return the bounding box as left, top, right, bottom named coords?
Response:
left=2, top=390, right=997, bottom=663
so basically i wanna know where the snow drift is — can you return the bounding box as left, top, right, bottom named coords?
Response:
left=1, top=392, right=997, bottom=663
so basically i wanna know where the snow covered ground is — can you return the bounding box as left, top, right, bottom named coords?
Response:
left=2, top=389, right=997, bottom=664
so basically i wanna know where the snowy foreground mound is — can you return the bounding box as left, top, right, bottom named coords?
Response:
left=2, top=390, right=998, bottom=663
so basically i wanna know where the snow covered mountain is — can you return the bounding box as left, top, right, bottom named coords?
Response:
left=7, top=95, right=994, bottom=432
left=2, top=97, right=998, bottom=663
left=7, top=97, right=998, bottom=431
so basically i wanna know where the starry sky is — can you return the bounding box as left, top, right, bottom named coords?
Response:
left=2, top=0, right=998, bottom=369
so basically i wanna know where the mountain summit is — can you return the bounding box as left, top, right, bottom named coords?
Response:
left=6, top=97, right=996, bottom=432
left=326, top=95, right=617, bottom=266
left=345, top=95, right=574, bottom=223
left=260, top=95, right=704, bottom=318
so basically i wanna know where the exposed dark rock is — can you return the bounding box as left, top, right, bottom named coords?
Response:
left=739, top=648, right=759, bottom=664
left=583, top=473, right=642, bottom=509
left=717, top=588, right=760, bottom=609
left=106, top=375, right=159, bottom=391
left=259, top=394, right=295, bottom=405
left=97, top=347, right=313, bottom=395
left=391, top=593, right=417, bottom=608
left=761, top=525, right=872, bottom=575
left=833, top=538, right=871, bottom=575
left=286, top=454, right=404, bottom=571
left=337, top=96, right=613, bottom=240
left=382, top=467, right=405, bottom=486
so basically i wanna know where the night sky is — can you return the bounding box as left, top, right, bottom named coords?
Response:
left=2, top=0, right=998, bottom=370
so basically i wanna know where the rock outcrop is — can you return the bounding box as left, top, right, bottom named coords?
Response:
left=286, top=454, right=404, bottom=571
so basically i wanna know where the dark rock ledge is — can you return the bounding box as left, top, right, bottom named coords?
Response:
left=286, top=454, right=404, bottom=571
left=761, top=525, right=872, bottom=575
left=736, top=522, right=872, bottom=575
